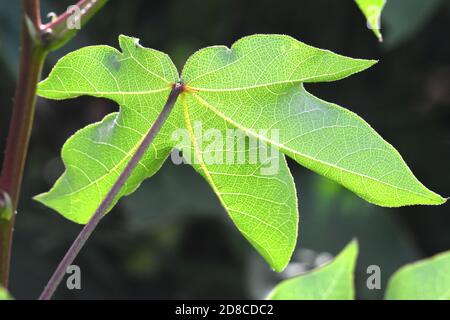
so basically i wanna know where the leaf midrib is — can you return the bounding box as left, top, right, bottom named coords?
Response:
left=185, top=63, right=371, bottom=93
left=43, top=115, right=155, bottom=199
left=38, top=87, right=170, bottom=97
left=181, top=93, right=283, bottom=268
left=190, top=92, right=436, bottom=202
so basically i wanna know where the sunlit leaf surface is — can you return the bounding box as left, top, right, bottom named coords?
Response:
left=37, top=34, right=445, bottom=271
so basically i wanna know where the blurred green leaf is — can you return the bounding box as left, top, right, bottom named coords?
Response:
left=0, top=286, right=12, bottom=300
left=267, top=240, right=358, bottom=300
left=386, top=250, right=450, bottom=300
left=383, top=0, right=444, bottom=48
left=354, top=0, right=386, bottom=41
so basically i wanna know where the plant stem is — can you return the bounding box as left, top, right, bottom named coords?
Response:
left=41, top=0, right=109, bottom=51
left=39, top=82, right=185, bottom=300
left=0, top=0, right=108, bottom=288
left=0, top=0, right=46, bottom=288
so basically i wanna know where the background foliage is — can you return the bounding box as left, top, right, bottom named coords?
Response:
left=0, top=0, right=449, bottom=299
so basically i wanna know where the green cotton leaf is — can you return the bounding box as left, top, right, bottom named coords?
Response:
left=37, top=34, right=445, bottom=272
left=385, top=250, right=450, bottom=300
left=355, top=0, right=387, bottom=41
left=383, top=0, right=443, bottom=48
left=267, top=240, right=358, bottom=300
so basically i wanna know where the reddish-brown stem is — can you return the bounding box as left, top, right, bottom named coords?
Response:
left=41, top=0, right=109, bottom=51
left=39, top=83, right=185, bottom=300
left=0, top=0, right=46, bottom=288
left=0, top=0, right=108, bottom=289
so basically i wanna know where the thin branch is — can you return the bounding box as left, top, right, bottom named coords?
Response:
left=0, top=0, right=108, bottom=288
left=0, top=0, right=46, bottom=287
left=41, top=0, right=109, bottom=51
left=39, top=83, right=185, bottom=300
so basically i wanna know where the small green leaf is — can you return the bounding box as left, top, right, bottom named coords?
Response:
left=267, top=240, right=358, bottom=300
left=383, top=0, right=443, bottom=47
left=0, top=286, right=12, bottom=300
left=385, top=250, right=450, bottom=300
left=355, top=0, right=386, bottom=41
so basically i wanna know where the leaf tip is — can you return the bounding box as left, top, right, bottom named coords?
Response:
left=345, top=238, right=359, bottom=258
left=372, top=28, right=384, bottom=42
left=366, top=58, right=379, bottom=67
left=36, top=79, right=50, bottom=98
left=349, top=238, right=359, bottom=249
left=348, top=57, right=378, bottom=76
left=33, top=192, right=55, bottom=212
left=118, top=34, right=142, bottom=54
left=267, top=246, right=296, bottom=273
left=33, top=192, right=46, bottom=203
left=272, top=261, right=288, bottom=273
left=423, top=191, right=448, bottom=206
left=33, top=192, right=87, bottom=225
left=265, top=232, right=298, bottom=273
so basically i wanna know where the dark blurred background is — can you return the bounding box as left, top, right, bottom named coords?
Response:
left=0, top=0, right=449, bottom=300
